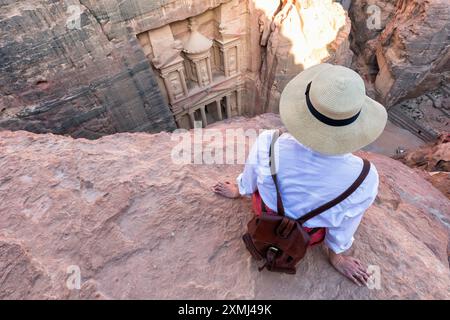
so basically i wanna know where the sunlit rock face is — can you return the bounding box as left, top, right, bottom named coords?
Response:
left=249, top=0, right=353, bottom=114
left=0, top=0, right=353, bottom=137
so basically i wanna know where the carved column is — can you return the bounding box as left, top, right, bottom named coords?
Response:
left=225, top=95, right=232, bottom=119
left=206, top=57, right=213, bottom=84
left=195, top=65, right=203, bottom=87
left=215, top=100, right=223, bottom=120
left=236, top=89, right=242, bottom=115
left=178, top=68, right=189, bottom=96
left=188, top=112, right=196, bottom=129
left=221, top=47, right=228, bottom=77
left=200, top=106, right=207, bottom=127
left=162, top=75, right=175, bottom=103
left=215, top=38, right=240, bottom=78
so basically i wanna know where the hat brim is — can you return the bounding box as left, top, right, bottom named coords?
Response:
left=279, top=63, right=388, bottom=155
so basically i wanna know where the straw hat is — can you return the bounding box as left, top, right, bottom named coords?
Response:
left=279, top=63, right=387, bottom=155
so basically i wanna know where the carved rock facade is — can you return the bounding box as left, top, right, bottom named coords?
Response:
left=0, top=0, right=353, bottom=135
left=137, top=2, right=245, bottom=129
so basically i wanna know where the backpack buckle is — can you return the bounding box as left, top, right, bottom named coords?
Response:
left=268, top=246, right=279, bottom=254
left=258, top=246, right=280, bottom=272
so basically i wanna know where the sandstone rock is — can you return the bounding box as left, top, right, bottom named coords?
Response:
left=349, top=0, right=450, bottom=142
left=350, top=0, right=450, bottom=107
left=395, top=133, right=450, bottom=172
left=0, top=114, right=448, bottom=299
left=0, top=0, right=184, bottom=138
left=426, top=172, right=450, bottom=201
left=394, top=133, right=450, bottom=199
left=374, top=0, right=450, bottom=107
left=0, top=238, right=54, bottom=299
left=388, top=87, right=450, bottom=142
left=349, top=0, right=398, bottom=94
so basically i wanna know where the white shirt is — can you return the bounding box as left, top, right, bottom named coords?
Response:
left=236, top=130, right=379, bottom=254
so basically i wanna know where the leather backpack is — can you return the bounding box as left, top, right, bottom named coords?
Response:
left=242, top=131, right=371, bottom=274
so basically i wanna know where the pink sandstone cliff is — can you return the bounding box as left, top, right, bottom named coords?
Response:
left=0, top=114, right=449, bottom=299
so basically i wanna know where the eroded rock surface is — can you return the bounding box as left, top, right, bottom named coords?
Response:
left=0, top=114, right=449, bottom=299
left=388, top=87, right=450, bottom=141
left=0, top=0, right=203, bottom=138
left=350, top=0, right=450, bottom=105
left=394, top=133, right=450, bottom=199
left=349, top=0, right=450, bottom=140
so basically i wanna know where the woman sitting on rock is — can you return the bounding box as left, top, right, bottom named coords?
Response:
left=213, top=63, right=387, bottom=286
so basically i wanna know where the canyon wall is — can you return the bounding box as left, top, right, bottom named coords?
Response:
left=0, top=0, right=184, bottom=138
left=350, top=0, right=450, bottom=141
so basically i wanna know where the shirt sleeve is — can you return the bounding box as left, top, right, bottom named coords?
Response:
left=236, top=130, right=273, bottom=196
left=235, top=135, right=260, bottom=196
left=324, top=211, right=364, bottom=254
left=324, top=165, right=379, bottom=254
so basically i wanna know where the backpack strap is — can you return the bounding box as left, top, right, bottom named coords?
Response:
left=297, top=159, right=371, bottom=225
left=269, top=130, right=285, bottom=216
left=269, top=130, right=371, bottom=222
